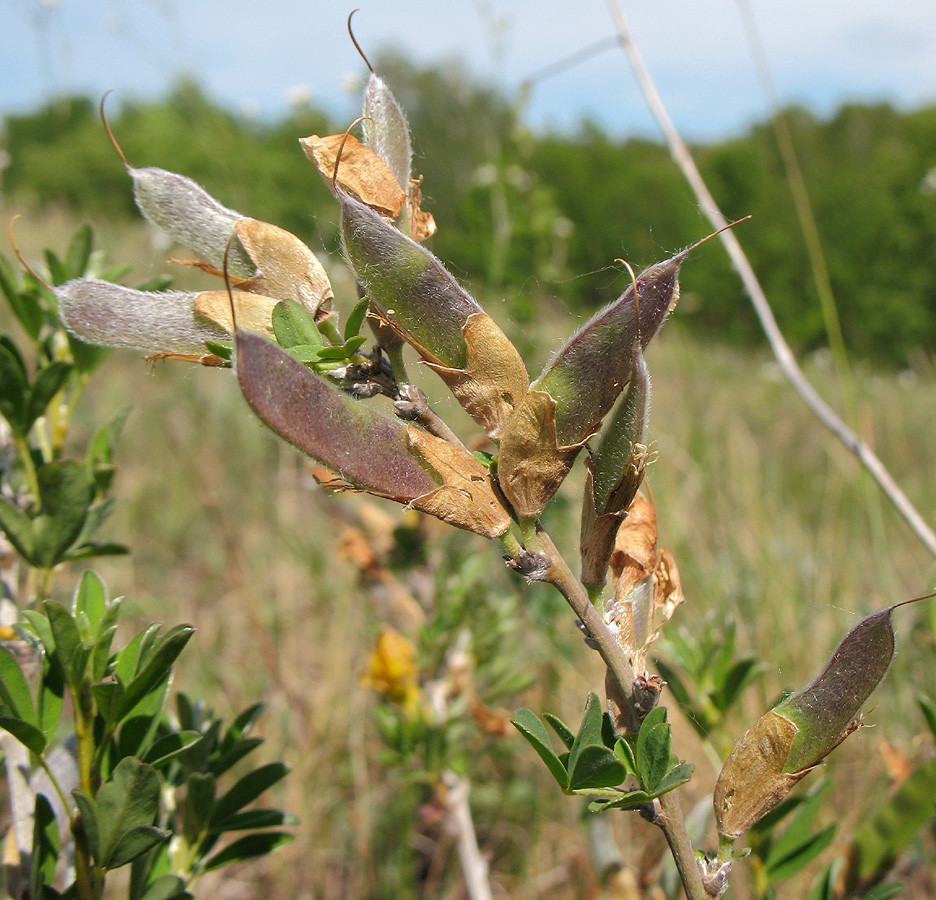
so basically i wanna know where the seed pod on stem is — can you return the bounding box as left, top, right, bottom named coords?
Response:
left=580, top=350, right=653, bottom=589
left=337, top=189, right=528, bottom=439
left=714, top=596, right=929, bottom=839
left=101, top=94, right=332, bottom=316
left=235, top=330, right=511, bottom=538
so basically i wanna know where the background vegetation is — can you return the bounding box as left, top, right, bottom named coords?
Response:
left=2, top=55, right=935, bottom=899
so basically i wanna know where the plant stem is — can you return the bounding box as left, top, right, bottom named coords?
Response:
left=535, top=528, right=707, bottom=897
left=443, top=771, right=493, bottom=900
left=655, top=791, right=708, bottom=900
left=14, top=433, right=41, bottom=504
left=535, top=529, right=635, bottom=718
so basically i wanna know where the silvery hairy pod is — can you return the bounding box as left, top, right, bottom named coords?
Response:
left=498, top=253, right=682, bottom=520
left=56, top=279, right=279, bottom=356
left=235, top=330, right=511, bottom=539
left=714, top=600, right=916, bottom=839
left=102, top=106, right=332, bottom=316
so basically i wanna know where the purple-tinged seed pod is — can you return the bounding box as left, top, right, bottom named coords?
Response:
left=714, top=599, right=921, bottom=839
left=236, top=331, right=511, bottom=537
left=57, top=279, right=227, bottom=355
left=534, top=251, right=683, bottom=447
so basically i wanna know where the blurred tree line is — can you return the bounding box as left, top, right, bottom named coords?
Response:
left=3, top=57, right=935, bottom=366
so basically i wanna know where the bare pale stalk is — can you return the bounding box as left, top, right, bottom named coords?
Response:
left=604, top=0, right=936, bottom=560
left=443, top=771, right=493, bottom=900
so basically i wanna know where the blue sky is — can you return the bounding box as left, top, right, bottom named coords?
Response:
left=2, top=0, right=934, bottom=140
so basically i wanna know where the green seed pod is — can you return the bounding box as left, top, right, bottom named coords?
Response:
left=236, top=331, right=510, bottom=537
left=340, top=191, right=529, bottom=438
left=340, top=190, right=479, bottom=368
left=580, top=353, right=652, bottom=589
left=534, top=251, right=682, bottom=447
left=714, top=604, right=904, bottom=839
left=57, top=279, right=227, bottom=355
left=590, top=352, right=652, bottom=516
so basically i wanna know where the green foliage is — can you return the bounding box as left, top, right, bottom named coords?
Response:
left=511, top=693, right=692, bottom=809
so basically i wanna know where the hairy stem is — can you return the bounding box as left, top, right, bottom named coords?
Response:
left=535, top=529, right=635, bottom=718
left=655, top=792, right=708, bottom=900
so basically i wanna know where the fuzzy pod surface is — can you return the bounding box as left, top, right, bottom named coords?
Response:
left=534, top=252, right=682, bottom=446
left=340, top=191, right=480, bottom=369
left=130, top=166, right=254, bottom=278
left=57, top=279, right=227, bottom=354
left=362, top=73, right=412, bottom=195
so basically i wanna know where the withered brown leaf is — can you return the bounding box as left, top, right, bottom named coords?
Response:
left=425, top=312, right=529, bottom=440
left=301, top=133, right=406, bottom=218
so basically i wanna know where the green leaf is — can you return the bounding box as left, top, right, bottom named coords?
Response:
left=588, top=788, right=652, bottom=813
left=74, top=570, right=107, bottom=635
left=284, top=344, right=323, bottom=364
left=847, top=757, right=936, bottom=884
left=0, top=715, right=47, bottom=755
left=72, top=790, right=100, bottom=864
left=95, top=758, right=162, bottom=869
left=65, top=224, right=93, bottom=279
left=316, top=345, right=356, bottom=361
left=342, top=334, right=367, bottom=356
left=511, top=708, right=568, bottom=789
left=712, top=657, right=762, bottom=714
left=31, top=793, right=60, bottom=900
left=92, top=681, right=125, bottom=726
left=0, top=496, right=35, bottom=561
left=613, top=738, right=638, bottom=776
left=652, top=657, right=708, bottom=738
left=567, top=692, right=604, bottom=777
left=92, top=624, right=119, bottom=684
left=763, top=782, right=829, bottom=874
left=204, top=341, right=232, bottom=362
left=0, top=644, right=37, bottom=724
left=271, top=299, right=323, bottom=351
left=860, top=884, right=904, bottom=900
left=208, top=808, right=297, bottom=833
left=114, top=625, right=195, bottom=722
left=106, top=825, right=168, bottom=869
left=201, top=832, right=294, bottom=873
left=67, top=332, right=110, bottom=374
left=806, top=859, right=841, bottom=900
left=209, top=762, right=290, bottom=826
left=31, top=461, right=94, bottom=568
left=543, top=713, right=575, bottom=750
left=26, top=362, right=71, bottom=434
left=144, top=731, right=203, bottom=768
left=210, top=736, right=264, bottom=778
left=44, top=250, right=66, bottom=286
left=646, top=761, right=693, bottom=799
left=344, top=297, right=369, bottom=341
left=138, top=874, right=192, bottom=900
left=635, top=708, right=671, bottom=793
left=766, top=824, right=836, bottom=884
left=0, top=256, right=45, bottom=340
left=0, top=339, right=28, bottom=433
left=44, top=601, right=87, bottom=689
left=567, top=744, right=627, bottom=791
left=917, top=694, right=936, bottom=740
left=37, top=653, right=65, bottom=741
left=182, top=772, right=216, bottom=840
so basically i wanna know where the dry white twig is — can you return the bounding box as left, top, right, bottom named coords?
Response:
left=443, top=770, right=493, bottom=900
left=604, top=0, right=936, bottom=560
